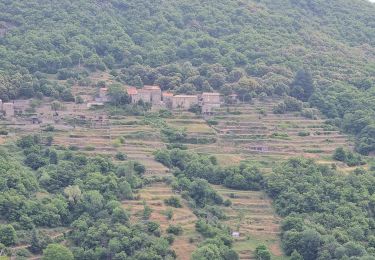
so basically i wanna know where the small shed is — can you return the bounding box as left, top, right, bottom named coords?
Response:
left=232, top=232, right=240, bottom=238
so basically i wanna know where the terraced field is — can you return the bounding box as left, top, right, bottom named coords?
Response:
left=169, top=99, right=352, bottom=172
left=122, top=183, right=199, bottom=260
left=213, top=186, right=285, bottom=260
left=1, top=96, right=358, bottom=259
left=52, top=115, right=169, bottom=176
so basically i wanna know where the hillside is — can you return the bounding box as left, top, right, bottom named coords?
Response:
left=0, top=1, right=375, bottom=260
left=0, top=0, right=374, bottom=154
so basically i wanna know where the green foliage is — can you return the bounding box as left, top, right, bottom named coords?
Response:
left=164, top=196, right=182, bottom=208
left=0, top=224, right=16, bottom=246
left=297, top=131, right=310, bottom=137
left=290, top=70, right=315, bottom=102
left=255, top=245, right=271, bottom=260
left=166, top=225, right=183, bottom=236
left=333, top=147, right=365, bottom=166
left=0, top=136, right=173, bottom=259
left=108, top=83, right=131, bottom=106
left=42, top=244, right=73, bottom=260
left=156, top=149, right=264, bottom=192
left=0, top=0, right=373, bottom=152
left=115, top=152, right=128, bottom=161
left=273, top=96, right=303, bottom=114
left=266, top=158, right=375, bottom=258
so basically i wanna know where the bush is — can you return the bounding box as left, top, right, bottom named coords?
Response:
left=115, top=152, right=128, bottom=161
left=206, top=119, right=218, bottom=126
left=164, top=196, right=182, bottom=208
left=224, top=199, right=232, bottom=207
left=166, top=225, right=183, bottom=235
left=0, top=224, right=17, bottom=246
left=298, top=131, right=310, bottom=137
left=255, top=245, right=271, bottom=260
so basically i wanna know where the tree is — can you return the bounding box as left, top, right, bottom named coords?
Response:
left=164, top=196, right=182, bottom=208
left=42, top=244, right=73, bottom=260
left=290, top=69, right=314, bottom=102
left=255, top=245, right=271, bottom=260
left=191, top=244, right=221, bottom=260
left=64, top=185, right=82, bottom=204
left=0, top=224, right=16, bottom=246
left=30, top=229, right=51, bottom=254
left=333, top=147, right=347, bottom=161
left=290, top=250, right=303, bottom=260
left=108, top=84, right=130, bottom=106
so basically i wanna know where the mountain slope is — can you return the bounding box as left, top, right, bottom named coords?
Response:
left=0, top=0, right=374, bottom=154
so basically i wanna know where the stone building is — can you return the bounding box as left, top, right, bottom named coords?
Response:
left=172, top=95, right=199, bottom=110
left=127, top=86, right=162, bottom=105
left=162, top=92, right=174, bottom=108
left=96, top=87, right=109, bottom=102
left=144, top=85, right=162, bottom=105
left=127, top=87, right=139, bottom=103
left=2, top=102, right=14, bottom=118
left=201, top=92, right=221, bottom=114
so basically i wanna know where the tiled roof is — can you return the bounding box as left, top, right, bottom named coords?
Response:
left=162, top=92, right=174, bottom=97
left=127, top=87, right=138, bottom=95
left=174, top=95, right=198, bottom=98
left=144, top=85, right=161, bottom=90
left=202, top=92, right=220, bottom=96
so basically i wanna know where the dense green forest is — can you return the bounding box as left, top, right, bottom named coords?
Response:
left=155, top=148, right=375, bottom=259
left=0, top=0, right=374, bottom=153
left=0, top=135, right=179, bottom=259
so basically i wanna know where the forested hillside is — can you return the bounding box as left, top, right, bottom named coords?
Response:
left=0, top=0, right=374, bottom=154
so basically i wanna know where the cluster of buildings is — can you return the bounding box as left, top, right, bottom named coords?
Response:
left=125, top=85, right=222, bottom=113
left=95, top=85, right=224, bottom=114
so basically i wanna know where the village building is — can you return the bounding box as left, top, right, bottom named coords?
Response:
left=172, top=95, right=199, bottom=110
left=162, top=92, right=174, bottom=108
left=127, top=87, right=139, bottom=103
left=200, top=92, right=221, bottom=114
left=127, top=86, right=162, bottom=106
left=144, top=85, right=162, bottom=105
left=2, top=102, right=14, bottom=119
left=96, top=87, right=109, bottom=102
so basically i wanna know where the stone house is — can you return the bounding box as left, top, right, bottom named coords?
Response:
left=127, top=87, right=139, bottom=103
left=201, top=92, right=221, bottom=114
left=127, top=86, right=162, bottom=105
left=2, top=103, right=14, bottom=118
left=201, top=92, right=221, bottom=104
left=96, top=87, right=109, bottom=102
left=162, top=92, right=174, bottom=108
left=144, top=85, right=162, bottom=105
left=172, top=95, right=199, bottom=110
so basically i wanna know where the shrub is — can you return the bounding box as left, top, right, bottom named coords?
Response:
left=298, top=131, right=310, bottom=137
left=166, top=225, right=183, bottom=236
left=255, top=245, right=271, bottom=260
left=115, top=152, right=127, bottom=161
left=165, top=209, right=173, bottom=220
left=164, top=196, right=182, bottom=208
left=206, top=119, right=218, bottom=126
